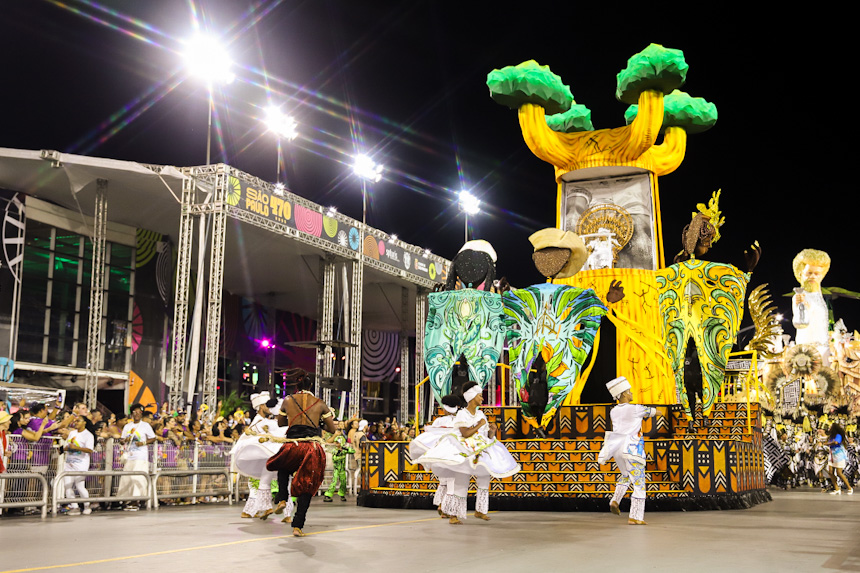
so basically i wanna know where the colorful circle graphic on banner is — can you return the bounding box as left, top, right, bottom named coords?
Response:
left=227, top=176, right=242, bottom=206
left=336, top=230, right=349, bottom=247
left=323, top=216, right=338, bottom=238
left=348, top=227, right=360, bottom=250
left=429, top=263, right=436, bottom=280
left=378, top=240, right=386, bottom=257
left=294, top=204, right=322, bottom=237
left=363, top=235, right=379, bottom=259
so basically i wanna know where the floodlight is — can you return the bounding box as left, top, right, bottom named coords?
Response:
left=265, top=105, right=298, bottom=140
left=353, top=154, right=384, bottom=182
left=184, top=35, right=235, bottom=85
left=458, top=191, right=480, bottom=215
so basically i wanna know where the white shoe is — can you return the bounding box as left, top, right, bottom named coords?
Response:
left=67, top=508, right=81, bottom=515
left=82, top=508, right=92, bottom=515
left=847, top=489, right=854, bottom=495
left=829, top=489, right=841, bottom=495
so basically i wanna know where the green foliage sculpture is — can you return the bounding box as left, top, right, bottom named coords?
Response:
left=487, top=60, right=574, bottom=115
left=624, top=89, right=718, bottom=134
left=616, top=43, right=688, bottom=104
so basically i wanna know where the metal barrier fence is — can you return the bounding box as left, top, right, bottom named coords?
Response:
left=4, top=433, right=368, bottom=517
left=2, top=435, right=236, bottom=518
left=152, top=442, right=232, bottom=504
left=52, top=469, right=153, bottom=516
left=0, top=435, right=61, bottom=518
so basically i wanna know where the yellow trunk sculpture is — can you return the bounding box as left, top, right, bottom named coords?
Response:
left=513, top=90, right=688, bottom=405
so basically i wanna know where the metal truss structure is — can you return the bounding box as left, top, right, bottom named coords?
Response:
left=168, top=174, right=197, bottom=412
left=84, top=179, right=108, bottom=409
left=317, top=256, right=336, bottom=400
left=399, top=287, right=410, bottom=423
left=414, top=289, right=427, bottom=423
left=347, top=257, right=363, bottom=417
left=200, top=166, right=228, bottom=413
left=167, top=164, right=449, bottom=415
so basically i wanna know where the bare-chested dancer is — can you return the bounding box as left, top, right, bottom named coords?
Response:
left=266, top=368, right=337, bottom=537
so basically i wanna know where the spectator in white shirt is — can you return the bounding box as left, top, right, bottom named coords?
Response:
left=117, top=403, right=156, bottom=511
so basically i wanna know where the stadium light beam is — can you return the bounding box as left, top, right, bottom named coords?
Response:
left=352, top=154, right=384, bottom=227
left=264, top=105, right=297, bottom=186
left=183, top=34, right=234, bottom=165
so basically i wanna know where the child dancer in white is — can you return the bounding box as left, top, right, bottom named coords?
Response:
left=599, top=376, right=657, bottom=525
left=415, top=381, right=520, bottom=524
left=409, top=394, right=464, bottom=516
left=232, top=393, right=291, bottom=520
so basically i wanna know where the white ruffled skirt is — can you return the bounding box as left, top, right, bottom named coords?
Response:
left=413, top=432, right=520, bottom=479
left=231, top=436, right=281, bottom=479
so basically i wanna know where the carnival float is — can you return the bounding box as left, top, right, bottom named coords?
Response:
left=357, top=43, right=858, bottom=512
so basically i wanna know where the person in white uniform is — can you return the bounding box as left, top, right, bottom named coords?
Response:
left=414, top=381, right=520, bottom=524
left=232, top=392, right=290, bottom=520
left=599, top=376, right=657, bottom=525
left=117, top=403, right=156, bottom=510
left=408, top=394, right=464, bottom=516
left=62, top=415, right=95, bottom=515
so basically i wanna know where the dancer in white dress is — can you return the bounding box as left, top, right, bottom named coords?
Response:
left=408, top=394, right=465, bottom=516
left=231, top=392, right=290, bottom=520
left=414, top=381, right=521, bottom=524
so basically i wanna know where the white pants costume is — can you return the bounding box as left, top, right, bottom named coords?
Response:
left=432, top=467, right=455, bottom=508
left=440, top=472, right=491, bottom=520
left=116, top=459, right=149, bottom=498
left=64, top=470, right=90, bottom=509
left=609, top=459, right=646, bottom=521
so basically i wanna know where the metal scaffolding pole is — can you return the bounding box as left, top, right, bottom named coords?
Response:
left=414, top=288, right=427, bottom=425
left=346, top=257, right=363, bottom=417
left=169, top=174, right=197, bottom=412
left=84, top=179, right=108, bottom=410
left=399, top=287, right=410, bottom=424
left=200, top=165, right=228, bottom=412
left=316, top=255, right=336, bottom=398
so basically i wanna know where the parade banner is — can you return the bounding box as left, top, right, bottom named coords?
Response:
left=228, top=175, right=448, bottom=284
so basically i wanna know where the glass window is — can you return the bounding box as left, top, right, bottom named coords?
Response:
left=17, top=217, right=135, bottom=372
left=53, top=232, right=82, bottom=259
left=110, top=243, right=133, bottom=271
left=108, top=266, right=132, bottom=294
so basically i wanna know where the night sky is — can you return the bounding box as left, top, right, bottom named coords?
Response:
left=3, top=1, right=858, bottom=338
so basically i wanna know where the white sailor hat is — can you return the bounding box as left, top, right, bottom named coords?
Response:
left=606, top=376, right=632, bottom=399
left=251, top=392, right=271, bottom=409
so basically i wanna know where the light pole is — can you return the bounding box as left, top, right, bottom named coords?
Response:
left=264, top=105, right=297, bottom=184
left=458, top=190, right=480, bottom=243
left=183, top=34, right=235, bottom=165
left=352, top=154, right=384, bottom=226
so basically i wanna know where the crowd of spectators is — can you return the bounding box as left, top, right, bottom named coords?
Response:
left=1, top=394, right=423, bottom=517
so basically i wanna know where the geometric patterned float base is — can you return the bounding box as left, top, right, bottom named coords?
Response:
left=358, top=402, right=769, bottom=512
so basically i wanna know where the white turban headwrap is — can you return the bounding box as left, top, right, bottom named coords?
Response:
left=463, top=385, right=482, bottom=403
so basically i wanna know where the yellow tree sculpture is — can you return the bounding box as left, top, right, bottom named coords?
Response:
left=488, top=44, right=717, bottom=404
